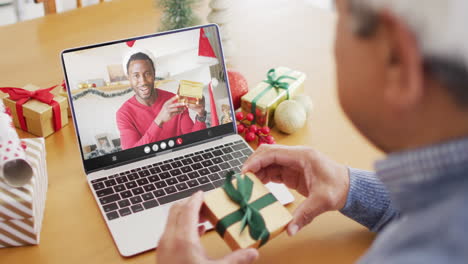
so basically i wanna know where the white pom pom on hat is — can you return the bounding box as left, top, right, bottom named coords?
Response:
left=122, top=48, right=157, bottom=76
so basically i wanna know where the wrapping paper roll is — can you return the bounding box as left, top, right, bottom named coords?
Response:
left=0, top=138, right=47, bottom=247
left=0, top=101, right=33, bottom=187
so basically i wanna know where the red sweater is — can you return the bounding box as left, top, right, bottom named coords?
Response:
left=116, top=89, right=206, bottom=150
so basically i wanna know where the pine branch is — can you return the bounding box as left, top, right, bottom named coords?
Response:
left=156, top=0, right=202, bottom=31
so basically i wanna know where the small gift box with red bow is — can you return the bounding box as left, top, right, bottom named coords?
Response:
left=203, top=172, right=292, bottom=250
left=0, top=84, right=68, bottom=137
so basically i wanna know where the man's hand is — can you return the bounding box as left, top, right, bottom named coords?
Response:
left=242, top=144, right=350, bottom=236
left=187, top=96, right=206, bottom=117
left=157, top=191, right=259, bottom=264
left=155, top=95, right=187, bottom=126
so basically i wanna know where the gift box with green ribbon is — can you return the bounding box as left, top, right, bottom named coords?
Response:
left=203, top=172, right=292, bottom=250
left=240, top=67, right=306, bottom=127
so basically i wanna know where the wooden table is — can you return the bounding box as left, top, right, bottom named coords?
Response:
left=0, top=0, right=381, bottom=263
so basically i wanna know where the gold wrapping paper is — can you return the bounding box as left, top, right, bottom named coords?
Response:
left=240, top=67, right=306, bottom=127
left=0, top=138, right=48, bottom=247
left=178, top=80, right=204, bottom=104
left=1, top=84, right=68, bottom=137
left=203, top=172, right=292, bottom=250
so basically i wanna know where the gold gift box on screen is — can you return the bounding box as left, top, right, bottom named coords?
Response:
left=178, top=80, right=204, bottom=104
left=203, top=172, right=292, bottom=250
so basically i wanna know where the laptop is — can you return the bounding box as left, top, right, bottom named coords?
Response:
left=61, top=24, right=294, bottom=257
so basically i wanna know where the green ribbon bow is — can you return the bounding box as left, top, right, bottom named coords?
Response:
left=250, top=68, right=297, bottom=124
left=216, top=172, right=277, bottom=247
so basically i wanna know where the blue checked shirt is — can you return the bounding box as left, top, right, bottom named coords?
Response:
left=340, top=137, right=468, bottom=263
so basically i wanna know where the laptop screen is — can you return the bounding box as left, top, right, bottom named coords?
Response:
left=61, top=25, right=236, bottom=173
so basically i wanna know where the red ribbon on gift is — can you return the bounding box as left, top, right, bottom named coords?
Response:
left=0, top=85, right=62, bottom=132
left=61, top=80, right=67, bottom=91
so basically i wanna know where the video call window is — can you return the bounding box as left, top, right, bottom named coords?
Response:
left=62, top=26, right=232, bottom=160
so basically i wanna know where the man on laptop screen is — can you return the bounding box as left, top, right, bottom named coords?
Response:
left=117, top=50, right=207, bottom=150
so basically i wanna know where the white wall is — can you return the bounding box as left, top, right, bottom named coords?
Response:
left=63, top=28, right=200, bottom=91
left=73, top=91, right=131, bottom=146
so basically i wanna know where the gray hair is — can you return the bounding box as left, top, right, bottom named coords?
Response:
left=348, top=0, right=468, bottom=107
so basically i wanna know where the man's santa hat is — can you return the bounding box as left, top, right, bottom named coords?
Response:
left=122, top=47, right=157, bottom=76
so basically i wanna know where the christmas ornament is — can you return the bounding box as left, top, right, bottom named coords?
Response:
left=236, top=111, right=275, bottom=146
left=157, top=0, right=201, bottom=31
left=0, top=101, right=33, bottom=187
left=292, top=94, right=313, bottom=118
left=274, top=100, right=306, bottom=134
left=228, top=70, right=249, bottom=109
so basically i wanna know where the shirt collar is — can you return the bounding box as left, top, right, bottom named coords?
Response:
left=374, top=137, right=468, bottom=211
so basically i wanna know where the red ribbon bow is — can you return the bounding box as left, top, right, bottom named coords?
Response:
left=0, top=85, right=62, bottom=132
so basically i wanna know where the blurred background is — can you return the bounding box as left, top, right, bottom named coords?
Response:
left=0, top=0, right=332, bottom=26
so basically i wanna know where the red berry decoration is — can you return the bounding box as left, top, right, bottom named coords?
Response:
left=237, top=123, right=245, bottom=133
left=245, top=132, right=256, bottom=142
left=235, top=111, right=275, bottom=147
left=249, top=124, right=258, bottom=134
left=261, top=127, right=270, bottom=134
left=235, top=112, right=244, bottom=121
left=265, top=135, right=275, bottom=144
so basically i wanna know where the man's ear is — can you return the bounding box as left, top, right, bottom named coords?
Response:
left=380, top=11, right=425, bottom=111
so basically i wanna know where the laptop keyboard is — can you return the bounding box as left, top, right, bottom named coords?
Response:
left=90, top=140, right=253, bottom=221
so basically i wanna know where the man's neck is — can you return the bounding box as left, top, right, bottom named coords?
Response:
left=382, top=85, right=468, bottom=153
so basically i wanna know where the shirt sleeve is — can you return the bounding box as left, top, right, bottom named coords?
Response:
left=179, top=109, right=207, bottom=134
left=116, top=109, right=164, bottom=150
left=339, top=168, right=400, bottom=232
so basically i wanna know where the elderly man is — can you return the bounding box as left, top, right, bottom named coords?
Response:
left=116, top=51, right=207, bottom=150
left=157, top=0, right=468, bottom=263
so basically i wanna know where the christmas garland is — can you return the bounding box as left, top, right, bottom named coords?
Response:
left=72, top=88, right=134, bottom=101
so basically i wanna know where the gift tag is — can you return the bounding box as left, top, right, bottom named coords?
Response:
left=265, top=182, right=295, bottom=205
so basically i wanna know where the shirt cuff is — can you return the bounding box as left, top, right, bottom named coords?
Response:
left=339, top=168, right=396, bottom=232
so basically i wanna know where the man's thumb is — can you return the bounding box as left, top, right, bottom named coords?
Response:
left=221, top=248, right=259, bottom=264
left=288, top=196, right=323, bottom=236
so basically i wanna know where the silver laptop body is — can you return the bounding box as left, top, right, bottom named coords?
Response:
left=61, top=24, right=293, bottom=257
